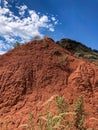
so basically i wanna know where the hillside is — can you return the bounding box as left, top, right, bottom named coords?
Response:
left=0, top=37, right=98, bottom=130
left=57, top=38, right=98, bottom=63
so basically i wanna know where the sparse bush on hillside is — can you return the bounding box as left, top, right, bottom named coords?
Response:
left=14, top=41, right=21, bottom=48
left=53, top=48, right=61, bottom=55
left=57, top=55, right=67, bottom=64
left=57, top=39, right=98, bottom=63
left=33, top=35, right=41, bottom=40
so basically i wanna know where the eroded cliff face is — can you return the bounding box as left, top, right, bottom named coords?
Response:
left=0, top=38, right=97, bottom=129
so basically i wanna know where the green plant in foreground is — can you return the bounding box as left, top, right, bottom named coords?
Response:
left=74, top=96, right=86, bottom=130
left=26, top=113, right=35, bottom=130
left=37, top=96, right=73, bottom=130
left=55, top=96, right=68, bottom=113
left=38, top=104, right=60, bottom=130
left=19, top=96, right=92, bottom=130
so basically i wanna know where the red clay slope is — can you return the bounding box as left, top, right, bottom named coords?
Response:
left=0, top=38, right=98, bottom=129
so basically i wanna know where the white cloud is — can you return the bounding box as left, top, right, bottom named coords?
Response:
left=16, top=5, right=28, bottom=16
left=51, top=16, right=58, bottom=25
left=3, top=0, right=8, bottom=8
left=0, top=1, right=58, bottom=53
left=0, top=51, right=5, bottom=55
left=51, top=16, right=56, bottom=21
left=0, top=40, right=11, bottom=54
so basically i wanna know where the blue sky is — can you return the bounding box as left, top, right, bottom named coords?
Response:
left=0, top=0, right=98, bottom=54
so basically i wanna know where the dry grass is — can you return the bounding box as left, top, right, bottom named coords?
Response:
left=0, top=95, right=95, bottom=130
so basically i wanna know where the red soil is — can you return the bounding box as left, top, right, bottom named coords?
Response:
left=0, top=38, right=98, bottom=129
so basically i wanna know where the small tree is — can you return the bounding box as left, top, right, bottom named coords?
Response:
left=14, top=41, right=21, bottom=48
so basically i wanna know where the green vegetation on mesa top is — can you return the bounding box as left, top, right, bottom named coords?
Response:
left=57, top=38, right=98, bottom=63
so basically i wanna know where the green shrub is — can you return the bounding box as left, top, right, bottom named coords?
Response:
left=74, top=96, right=86, bottom=130
left=53, top=48, right=61, bottom=55
left=57, top=55, right=67, bottom=64
left=14, top=41, right=21, bottom=48
left=55, top=96, right=68, bottom=113
left=33, top=35, right=40, bottom=40
left=18, top=96, right=89, bottom=130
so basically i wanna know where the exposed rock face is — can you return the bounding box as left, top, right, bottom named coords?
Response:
left=0, top=38, right=98, bottom=129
